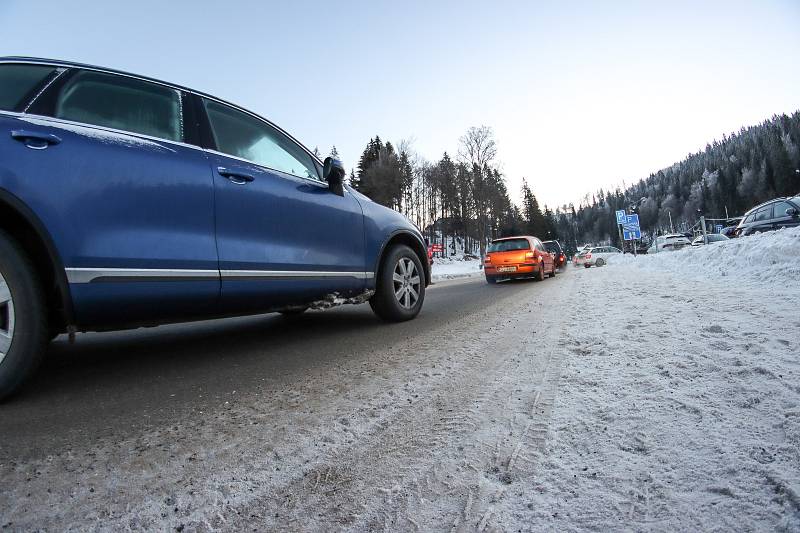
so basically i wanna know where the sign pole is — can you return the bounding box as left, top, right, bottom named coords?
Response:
left=700, top=215, right=708, bottom=244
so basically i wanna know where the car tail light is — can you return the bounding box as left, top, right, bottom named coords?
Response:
left=585, top=253, right=592, bottom=259
left=484, top=256, right=491, bottom=263
left=525, top=251, right=536, bottom=260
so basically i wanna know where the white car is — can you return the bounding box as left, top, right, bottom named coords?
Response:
left=691, top=234, right=729, bottom=246
left=647, top=234, right=691, bottom=253
left=583, top=246, right=622, bottom=267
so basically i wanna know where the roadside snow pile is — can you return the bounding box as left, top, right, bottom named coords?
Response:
left=431, top=256, right=483, bottom=281
left=530, top=259, right=800, bottom=530
left=630, top=226, right=800, bottom=287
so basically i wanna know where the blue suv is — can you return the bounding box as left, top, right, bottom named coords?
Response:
left=0, top=58, right=429, bottom=399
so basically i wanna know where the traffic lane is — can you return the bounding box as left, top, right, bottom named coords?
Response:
left=0, top=274, right=561, bottom=458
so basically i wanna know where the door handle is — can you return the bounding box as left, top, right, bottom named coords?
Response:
left=11, top=130, right=62, bottom=150
left=217, top=167, right=254, bottom=184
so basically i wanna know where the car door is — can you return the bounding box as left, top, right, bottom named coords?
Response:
left=198, top=97, right=366, bottom=313
left=8, top=67, right=219, bottom=327
left=750, top=205, right=774, bottom=234
left=534, top=239, right=553, bottom=271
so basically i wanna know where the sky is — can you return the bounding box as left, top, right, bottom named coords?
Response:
left=1, top=0, right=798, bottom=208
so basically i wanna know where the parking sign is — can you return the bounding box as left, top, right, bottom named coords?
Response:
left=616, top=210, right=627, bottom=225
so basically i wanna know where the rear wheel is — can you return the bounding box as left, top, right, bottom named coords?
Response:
left=536, top=263, right=546, bottom=281
left=549, top=264, right=557, bottom=278
left=0, top=231, right=49, bottom=401
left=485, top=275, right=497, bottom=284
left=370, top=244, right=425, bottom=322
left=596, top=258, right=606, bottom=267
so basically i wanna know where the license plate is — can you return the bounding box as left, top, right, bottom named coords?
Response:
left=497, top=266, right=517, bottom=273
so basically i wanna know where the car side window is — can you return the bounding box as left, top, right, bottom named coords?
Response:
left=203, top=98, right=320, bottom=181
left=771, top=201, right=792, bottom=218
left=743, top=213, right=755, bottom=224
left=754, top=206, right=772, bottom=221
left=54, top=70, right=184, bottom=142
left=0, top=64, right=58, bottom=111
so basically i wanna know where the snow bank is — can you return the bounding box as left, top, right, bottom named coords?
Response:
left=430, top=256, right=483, bottom=281
left=530, top=256, right=800, bottom=530
left=622, top=227, right=800, bottom=288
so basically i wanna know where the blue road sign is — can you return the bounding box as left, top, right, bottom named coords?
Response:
left=616, top=210, right=627, bottom=225
left=626, top=214, right=640, bottom=227
left=623, top=228, right=641, bottom=240
left=715, top=224, right=723, bottom=233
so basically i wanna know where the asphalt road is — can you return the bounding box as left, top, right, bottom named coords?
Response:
left=1, top=274, right=545, bottom=458
left=1, top=269, right=577, bottom=531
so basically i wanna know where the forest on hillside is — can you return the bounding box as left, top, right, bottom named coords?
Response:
left=330, top=111, right=800, bottom=255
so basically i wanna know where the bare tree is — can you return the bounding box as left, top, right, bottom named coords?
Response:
left=458, top=126, right=498, bottom=258
left=458, top=126, right=497, bottom=170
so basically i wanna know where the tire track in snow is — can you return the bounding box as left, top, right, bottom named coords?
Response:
left=229, top=272, right=580, bottom=531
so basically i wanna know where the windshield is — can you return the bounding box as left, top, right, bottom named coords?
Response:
left=488, top=239, right=530, bottom=252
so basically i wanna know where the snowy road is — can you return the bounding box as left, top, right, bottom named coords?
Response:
left=2, top=230, right=799, bottom=531
left=1, top=271, right=575, bottom=531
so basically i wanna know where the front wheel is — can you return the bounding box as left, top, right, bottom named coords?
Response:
left=596, top=258, right=606, bottom=267
left=0, top=230, right=49, bottom=401
left=370, top=244, right=425, bottom=322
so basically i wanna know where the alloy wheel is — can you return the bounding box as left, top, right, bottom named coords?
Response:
left=0, top=270, right=15, bottom=364
left=392, top=257, right=421, bottom=309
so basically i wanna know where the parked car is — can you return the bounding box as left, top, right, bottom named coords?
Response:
left=573, top=244, right=592, bottom=267
left=0, top=57, right=431, bottom=400
left=542, top=240, right=567, bottom=269
left=582, top=246, right=621, bottom=267
left=484, top=236, right=555, bottom=283
left=646, top=234, right=692, bottom=253
left=720, top=225, right=738, bottom=238
left=734, top=196, right=800, bottom=237
left=691, top=234, right=730, bottom=246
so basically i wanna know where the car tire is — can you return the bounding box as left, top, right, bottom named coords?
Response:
left=485, top=276, right=497, bottom=284
left=0, top=230, right=49, bottom=402
left=549, top=265, right=557, bottom=278
left=536, top=263, right=546, bottom=281
left=596, top=258, right=605, bottom=267
left=370, top=244, right=425, bottom=322
left=584, top=264, right=591, bottom=268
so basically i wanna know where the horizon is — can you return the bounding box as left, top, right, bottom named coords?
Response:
left=1, top=0, right=798, bottom=208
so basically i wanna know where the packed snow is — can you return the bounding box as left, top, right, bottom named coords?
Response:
left=430, top=256, right=484, bottom=281
left=528, top=227, right=800, bottom=530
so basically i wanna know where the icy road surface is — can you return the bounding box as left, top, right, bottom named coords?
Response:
left=1, top=228, right=799, bottom=531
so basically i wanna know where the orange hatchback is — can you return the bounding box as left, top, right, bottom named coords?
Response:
left=484, top=236, right=556, bottom=284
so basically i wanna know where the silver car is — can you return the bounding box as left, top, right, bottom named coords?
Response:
left=583, top=246, right=622, bottom=267
left=691, top=234, right=729, bottom=246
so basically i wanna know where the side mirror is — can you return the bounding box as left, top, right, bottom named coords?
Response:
left=323, top=156, right=346, bottom=196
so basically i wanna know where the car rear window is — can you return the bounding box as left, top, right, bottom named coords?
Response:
left=543, top=242, right=561, bottom=253
left=55, top=70, right=184, bottom=142
left=754, top=205, right=772, bottom=221
left=0, top=63, right=57, bottom=111
left=489, top=239, right=530, bottom=252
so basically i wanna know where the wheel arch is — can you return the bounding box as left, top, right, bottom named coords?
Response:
left=374, top=230, right=430, bottom=287
left=0, top=189, right=74, bottom=331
